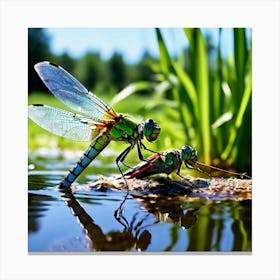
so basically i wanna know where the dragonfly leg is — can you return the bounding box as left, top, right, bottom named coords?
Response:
left=187, top=164, right=211, bottom=178
left=114, top=191, right=130, bottom=228
left=176, top=169, right=196, bottom=188
left=139, top=142, right=158, bottom=155
left=116, top=145, right=134, bottom=189
left=116, top=144, right=136, bottom=169
left=136, top=141, right=145, bottom=161
left=116, top=145, right=133, bottom=165
left=137, top=141, right=161, bottom=166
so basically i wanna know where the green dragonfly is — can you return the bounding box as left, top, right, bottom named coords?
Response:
left=28, top=61, right=160, bottom=189
left=123, top=145, right=197, bottom=179
left=123, top=145, right=251, bottom=179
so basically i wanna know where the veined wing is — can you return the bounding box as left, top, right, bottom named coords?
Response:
left=28, top=104, right=101, bottom=142
left=34, top=61, right=116, bottom=120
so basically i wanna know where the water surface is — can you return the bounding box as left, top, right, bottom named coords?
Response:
left=28, top=150, right=252, bottom=253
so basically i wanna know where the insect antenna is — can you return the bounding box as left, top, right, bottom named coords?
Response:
left=195, top=161, right=251, bottom=179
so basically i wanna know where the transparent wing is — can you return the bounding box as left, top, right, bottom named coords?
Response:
left=34, top=61, right=116, bottom=120
left=28, top=104, right=99, bottom=142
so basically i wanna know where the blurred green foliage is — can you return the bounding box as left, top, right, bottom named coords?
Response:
left=28, top=28, right=252, bottom=173
left=112, top=28, right=252, bottom=173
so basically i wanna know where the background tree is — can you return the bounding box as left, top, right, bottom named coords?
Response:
left=54, top=52, right=76, bottom=75
left=108, top=52, right=126, bottom=91
left=28, top=28, right=52, bottom=92
left=73, top=52, right=104, bottom=92
left=137, top=50, right=156, bottom=81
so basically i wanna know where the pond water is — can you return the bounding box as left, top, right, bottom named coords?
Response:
left=28, top=149, right=252, bottom=253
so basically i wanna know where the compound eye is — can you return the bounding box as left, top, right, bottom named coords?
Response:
left=143, top=119, right=161, bottom=142
left=181, top=145, right=198, bottom=162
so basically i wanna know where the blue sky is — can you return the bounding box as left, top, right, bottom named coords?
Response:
left=46, top=28, right=236, bottom=64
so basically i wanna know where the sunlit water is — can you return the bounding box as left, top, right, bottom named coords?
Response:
left=28, top=150, right=252, bottom=253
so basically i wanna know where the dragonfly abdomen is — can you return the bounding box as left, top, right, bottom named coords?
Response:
left=59, top=132, right=111, bottom=189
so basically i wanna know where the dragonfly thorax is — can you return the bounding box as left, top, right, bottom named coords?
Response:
left=110, top=114, right=144, bottom=143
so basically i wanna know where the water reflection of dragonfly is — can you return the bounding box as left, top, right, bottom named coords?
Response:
left=61, top=189, right=201, bottom=251
left=29, top=62, right=160, bottom=189
left=61, top=190, right=157, bottom=251
left=134, top=195, right=200, bottom=230
left=123, top=145, right=251, bottom=180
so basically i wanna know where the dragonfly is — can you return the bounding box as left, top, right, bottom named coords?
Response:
left=28, top=61, right=161, bottom=189
left=123, top=145, right=251, bottom=180
left=123, top=145, right=197, bottom=179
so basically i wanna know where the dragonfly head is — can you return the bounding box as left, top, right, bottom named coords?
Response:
left=143, top=119, right=161, bottom=142
left=181, top=145, right=198, bottom=167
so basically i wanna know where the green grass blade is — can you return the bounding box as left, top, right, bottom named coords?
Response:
left=172, top=61, right=198, bottom=112
left=155, top=28, right=172, bottom=73
left=183, top=28, right=194, bottom=50
left=221, top=68, right=252, bottom=160
left=234, top=28, right=247, bottom=101
left=156, top=28, right=193, bottom=142
left=211, top=28, right=224, bottom=155
left=194, top=29, right=211, bottom=164
left=111, top=81, right=155, bottom=105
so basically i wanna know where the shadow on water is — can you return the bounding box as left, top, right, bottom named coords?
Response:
left=28, top=154, right=252, bottom=253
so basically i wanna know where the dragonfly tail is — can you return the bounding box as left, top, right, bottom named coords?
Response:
left=58, top=132, right=111, bottom=189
